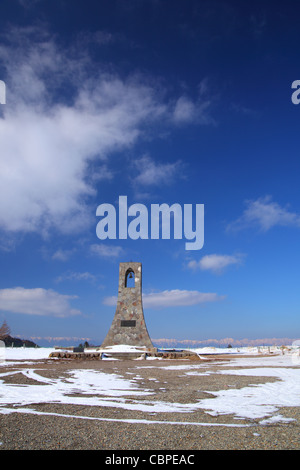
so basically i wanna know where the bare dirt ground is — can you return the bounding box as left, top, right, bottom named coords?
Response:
left=0, top=355, right=299, bottom=450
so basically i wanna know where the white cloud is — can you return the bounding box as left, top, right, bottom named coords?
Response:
left=227, top=196, right=300, bottom=232
left=188, top=253, right=244, bottom=274
left=143, top=290, right=224, bottom=308
left=90, top=244, right=124, bottom=258
left=103, top=296, right=118, bottom=306
left=0, top=30, right=168, bottom=235
left=172, top=94, right=214, bottom=125
left=52, top=249, right=75, bottom=262
left=0, top=287, right=81, bottom=317
left=0, top=76, right=164, bottom=233
left=173, top=96, right=198, bottom=123
left=0, top=27, right=215, bottom=237
left=103, top=289, right=224, bottom=308
left=55, top=271, right=96, bottom=283
left=132, top=154, right=184, bottom=187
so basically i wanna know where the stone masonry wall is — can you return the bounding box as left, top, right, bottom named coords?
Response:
left=101, top=262, right=153, bottom=349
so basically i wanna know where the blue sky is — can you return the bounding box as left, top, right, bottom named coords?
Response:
left=0, top=0, right=300, bottom=347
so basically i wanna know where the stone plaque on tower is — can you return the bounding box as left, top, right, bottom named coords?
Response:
left=101, top=262, right=153, bottom=349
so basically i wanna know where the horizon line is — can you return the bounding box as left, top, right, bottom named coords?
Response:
left=15, top=335, right=300, bottom=347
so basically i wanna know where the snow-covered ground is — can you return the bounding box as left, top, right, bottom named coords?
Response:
left=0, top=344, right=299, bottom=428
left=0, top=347, right=56, bottom=361
left=1, top=343, right=299, bottom=360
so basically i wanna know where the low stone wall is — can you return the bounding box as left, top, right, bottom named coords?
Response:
left=154, top=351, right=199, bottom=359
left=49, top=351, right=102, bottom=359
left=49, top=350, right=199, bottom=360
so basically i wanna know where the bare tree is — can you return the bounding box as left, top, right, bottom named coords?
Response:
left=0, top=320, right=11, bottom=339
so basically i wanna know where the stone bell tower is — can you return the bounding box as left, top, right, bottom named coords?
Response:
left=101, top=262, right=153, bottom=349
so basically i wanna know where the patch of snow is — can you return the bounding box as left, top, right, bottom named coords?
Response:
left=1, top=347, right=55, bottom=362
left=0, top=407, right=249, bottom=427
left=187, top=358, right=300, bottom=420
left=259, top=415, right=295, bottom=425
left=0, top=348, right=299, bottom=427
left=98, top=344, right=149, bottom=353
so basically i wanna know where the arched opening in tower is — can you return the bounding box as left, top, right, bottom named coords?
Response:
left=125, top=268, right=135, bottom=288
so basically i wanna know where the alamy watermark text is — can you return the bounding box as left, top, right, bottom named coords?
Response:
left=96, top=196, right=204, bottom=251
left=291, top=80, right=300, bottom=104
